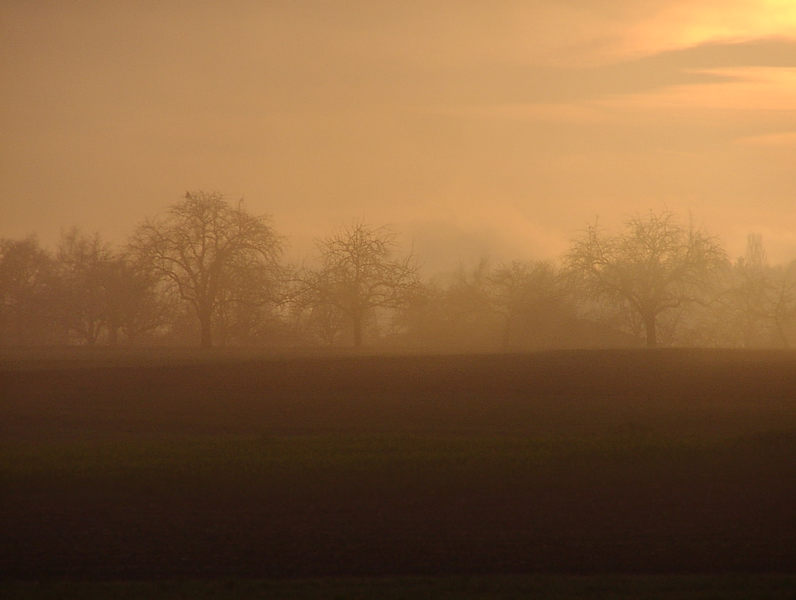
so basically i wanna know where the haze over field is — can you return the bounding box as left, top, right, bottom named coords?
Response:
left=2, top=1, right=796, bottom=271
left=2, top=5, right=796, bottom=592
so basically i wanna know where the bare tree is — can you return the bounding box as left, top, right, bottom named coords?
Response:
left=102, top=253, right=173, bottom=345
left=213, top=249, right=286, bottom=345
left=394, top=259, right=501, bottom=351
left=55, top=228, right=114, bottom=345
left=566, top=211, right=726, bottom=347
left=489, top=260, right=572, bottom=350
left=300, top=224, right=419, bottom=347
left=716, top=235, right=796, bottom=348
left=0, top=236, right=62, bottom=345
left=129, top=191, right=282, bottom=348
left=769, top=260, right=796, bottom=347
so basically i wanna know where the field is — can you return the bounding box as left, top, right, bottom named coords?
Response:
left=1, top=349, right=795, bottom=597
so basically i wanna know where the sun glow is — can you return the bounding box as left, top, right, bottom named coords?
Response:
left=630, top=0, right=796, bottom=56
left=679, top=0, right=796, bottom=44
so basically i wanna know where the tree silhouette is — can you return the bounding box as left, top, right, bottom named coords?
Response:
left=489, top=260, right=573, bottom=350
left=300, top=224, right=419, bottom=347
left=55, top=228, right=115, bottom=345
left=130, top=191, right=282, bottom=348
left=717, top=235, right=796, bottom=347
left=0, top=236, right=61, bottom=345
left=566, top=211, right=726, bottom=347
left=101, top=253, right=173, bottom=345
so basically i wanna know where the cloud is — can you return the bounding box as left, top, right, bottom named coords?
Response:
left=384, top=37, right=795, bottom=123
left=597, top=66, right=796, bottom=113
left=646, top=37, right=796, bottom=69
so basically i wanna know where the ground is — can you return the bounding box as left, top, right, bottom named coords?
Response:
left=1, top=349, right=794, bottom=596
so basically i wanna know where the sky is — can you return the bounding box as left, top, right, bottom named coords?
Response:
left=2, top=0, right=795, bottom=272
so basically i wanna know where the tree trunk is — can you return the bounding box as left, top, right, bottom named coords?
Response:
left=643, top=313, right=657, bottom=347
left=773, top=318, right=790, bottom=348
left=200, top=324, right=213, bottom=348
left=352, top=309, right=364, bottom=347
left=198, top=307, right=213, bottom=348
left=501, top=315, right=512, bottom=351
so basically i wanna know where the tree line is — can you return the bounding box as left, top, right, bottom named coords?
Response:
left=2, top=191, right=795, bottom=349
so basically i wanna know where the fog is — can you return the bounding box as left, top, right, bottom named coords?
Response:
left=3, top=6, right=796, bottom=590
left=2, top=1, right=796, bottom=272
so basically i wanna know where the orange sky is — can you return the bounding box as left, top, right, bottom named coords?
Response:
left=1, top=1, right=795, bottom=271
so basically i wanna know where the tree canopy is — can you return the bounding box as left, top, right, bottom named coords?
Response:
left=299, top=224, right=419, bottom=347
left=129, top=191, right=282, bottom=348
left=566, top=211, right=726, bottom=347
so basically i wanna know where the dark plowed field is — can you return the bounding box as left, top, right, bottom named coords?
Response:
left=1, top=349, right=795, bottom=580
